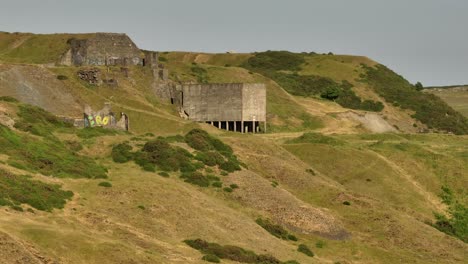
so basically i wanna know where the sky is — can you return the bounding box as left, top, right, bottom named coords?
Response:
left=1, top=0, right=467, bottom=86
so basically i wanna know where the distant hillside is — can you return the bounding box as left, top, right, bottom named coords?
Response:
left=161, top=51, right=468, bottom=134
left=424, top=85, right=468, bottom=118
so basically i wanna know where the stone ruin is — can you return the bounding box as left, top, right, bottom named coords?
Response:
left=73, top=103, right=129, bottom=131
left=58, top=33, right=267, bottom=133
left=60, top=33, right=143, bottom=66
left=77, top=68, right=102, bottom=85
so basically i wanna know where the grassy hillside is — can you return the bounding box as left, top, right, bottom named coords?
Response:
left=0, top=32, right=95, bottom=64
left=1, top=101, right=467, bottom=263
left=0, top=33, right=467, bottom=263
left=425, top=86, right=468, bottom=118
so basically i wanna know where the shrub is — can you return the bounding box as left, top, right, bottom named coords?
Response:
left=14, top=104, right=72, bottom=137
left=98, top=181, right=112, bottom=187
left=0, top=96, right=18, bottom=102
left=297, top=244, right=314, bottom=257
left=229, top=184, right=239, bottom=189
left=255, top=218, right=296, bottom=241
left=137, top=139, right=193, bottom=172
left=112, top=143, right=133, bottom=163
left=0, top=124, right=108, bottom=179
left=137, top=205, right=145, bottom=210
left=223, top=187, right=233, bottom=193
left=158, top=171, right=170, bottom=178
left=212, top=182, right=222, bottom=188
left=343, top=201, right=351, bottom=206
left=184, top=239, right=284, bottom=263
left=315, top=240, right=325, bottom=248
left=57, top=75, right=68, bottom=80
left=0, top=169, right=73, bottom=212
left=202, top=254, right=220, bottom=263
left=432, top=186, right=468, bottom=242
left=181, top=171, right=210, bottom=187
left=245, top=51, right=305, bottom=71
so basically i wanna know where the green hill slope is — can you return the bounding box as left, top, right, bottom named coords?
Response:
left=0, top=33, right=467, bottom=263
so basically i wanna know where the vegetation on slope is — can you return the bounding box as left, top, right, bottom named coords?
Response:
left=243, top=51, right=384, bottom=112
left=111, top=129, right=242, bottom=188
left=361, top=64, right=468, bottom=134
left=0, top=101, right=108, bottom=179
left=0, top=32, right=94, bottom=64
left=0, top=169, right=73, bottom=212
left=433, top=186, right=468, bottom=243
left=184, top=239, right=299, bottom=264
left=255, top=218, right=297, bottom=241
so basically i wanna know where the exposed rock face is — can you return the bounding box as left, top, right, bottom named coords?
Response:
left=60, top=33, right=143, bottom=66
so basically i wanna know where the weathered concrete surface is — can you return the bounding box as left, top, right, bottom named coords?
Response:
left=60, top=33, right=142, bottom=66
left=181, top=83, right=266, bottom=122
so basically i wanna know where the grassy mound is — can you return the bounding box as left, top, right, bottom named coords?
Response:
left=0, top=169, right=73, bottom=212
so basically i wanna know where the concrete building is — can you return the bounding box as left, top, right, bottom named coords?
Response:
left=59, top=33, right=143, bottom=66
left=180, top=83, right=266, bottom=133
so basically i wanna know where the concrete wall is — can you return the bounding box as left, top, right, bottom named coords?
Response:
left=242, top=83, right=266, bottom=122
left=182, top=83, right=243, bottom=121
left=181, top=83, right=266, bottom=122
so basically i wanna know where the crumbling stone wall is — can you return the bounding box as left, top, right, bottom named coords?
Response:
left=77, top=68, right=102, bottom=85
left=60, top=33, right=143, bottom=66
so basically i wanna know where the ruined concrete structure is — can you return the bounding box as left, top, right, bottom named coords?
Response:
left=75, top=103, right=129, bottom=131
left=57, top=33, right=268, bottom=133
left=60, top=33, right=143, bottom=66
left=180, top=83, right=266, bottom=133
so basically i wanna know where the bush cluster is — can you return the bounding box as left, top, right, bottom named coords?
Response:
left=0, top=124, right=107, bottom=179
left=184, top=239, right=296, bottom=264
left=111, top=143, right=133, bottom=163
left=13, top=104, right=72, bottom=137
left=255, top=218, right=297, bottom=241
left=0, top=169, right=73, bottom=212
left=112, top=130, right=242, bottom=188
left=432, top=186, right=467, bottom=242
left=243, top=52, right=383, bottom=112
left=297, top=244, right=314, bottom=257
left=185, top=129, right=241, bottom=172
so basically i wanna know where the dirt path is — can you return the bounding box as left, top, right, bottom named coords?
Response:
left=369, top=150, right=446, bottom=213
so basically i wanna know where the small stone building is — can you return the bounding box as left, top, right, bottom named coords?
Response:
left=180, top=83, right=266, bottom=133
left=60, top=33, right=143, bottom=66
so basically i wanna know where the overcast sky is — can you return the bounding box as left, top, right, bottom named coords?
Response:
left=1, top=0, right=467, bottom=86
